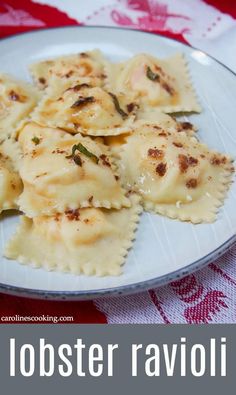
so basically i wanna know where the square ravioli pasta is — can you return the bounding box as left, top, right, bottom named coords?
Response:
left=31, top=78, right=135, bottom=136
left=105, top=114, right=196, bottom=157
left=0, top=74, right=40, bottom=140
left=105, top=53, right=201, bottom=113
left=117, top=124, right=234, bottom=223
left=5, top=194, right=142, bottom=276
left=17, top=122, right=130, bottom=217
left=0, top=138, right=23, bottom=212
left=29, top=49, right=107, bottom=89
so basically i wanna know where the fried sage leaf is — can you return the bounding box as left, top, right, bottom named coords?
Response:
left=68, top=143, right=99, bottom=165
left=146, top=66, right=160, bottom=82
left=32, top=136, right=40, bottom=145
left=108, top=92, right=128, bottom=119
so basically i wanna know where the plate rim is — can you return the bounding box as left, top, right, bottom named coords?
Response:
left=0, top=235, right=235, bottom=300
left=0, top=25, right=235, bottom=300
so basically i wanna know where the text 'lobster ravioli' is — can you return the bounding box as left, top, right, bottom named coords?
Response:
left=17, top=122, right=130, bottom=217
left=0, top=74, right=40, bottom=140
left=32, top=79, right=135, bottom=136
left=5, top=194, right=142, bottom=276
left=105, top=53, right=201, bottom=113
left=29, top=50, right=106, bottom=89
left=0, top=138, right=23, bottom=212
left=118, top=124, right=234, bottom=223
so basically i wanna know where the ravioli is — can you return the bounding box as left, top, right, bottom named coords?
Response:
left=105, top=113, right=196, bottom=157
left=31, top=79, right=135, bottom=136
left=0, top=138, right=23, bottom=212
left=4, top=194, right=142, bottom=276
left=17, top=122, right=130, bottom=217
left=0, top=74, right=40, bottom=140
left=29, top=50, right=106, bottom=89
left=136, top=111, right=196, bottom=134
left=0, top=50, right=235, bottom=278
left=118, top=124, right=234, bottom=223
left=105, top=53, right=201, bottom=113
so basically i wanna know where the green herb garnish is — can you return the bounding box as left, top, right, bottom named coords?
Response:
left=76, top=143, right=99, bottom=164
left=32, top=136, right=40, bottom=145
left=71, top=96, right=95, bottom=108
left=66, top=145, right=82, bottom=166
left=108, top=92, right=128, bottom=119
left=67, top=143, right=99, bottom=165
left=146, top=66, right=160, bottom=82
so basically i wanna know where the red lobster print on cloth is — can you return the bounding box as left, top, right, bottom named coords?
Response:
left=95, top=246, right=236, bottom=323
left=110, top=0, right=191, bottom=42
left=0, top=0, right=236, bottom=324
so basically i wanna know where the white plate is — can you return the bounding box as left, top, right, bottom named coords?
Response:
left=0, top=26, right=235, bottom=300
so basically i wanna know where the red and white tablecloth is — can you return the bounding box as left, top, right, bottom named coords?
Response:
left=0, top=0, right=236, bottom=324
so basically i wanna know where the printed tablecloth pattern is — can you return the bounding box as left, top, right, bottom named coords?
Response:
left=0, top=0, right=236, bottom=324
